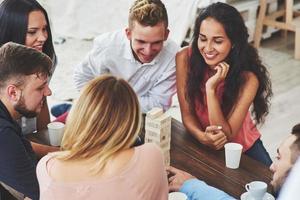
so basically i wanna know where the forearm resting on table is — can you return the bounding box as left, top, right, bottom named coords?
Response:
left=182, top=114, right=227, bottom=150
left=182, top=116, right=206, bottom=143
left=206, top=88, right=233, bottom=138
left=180, top=179, right=235, bottom=200
left=30, top=141, right=59, bottom=158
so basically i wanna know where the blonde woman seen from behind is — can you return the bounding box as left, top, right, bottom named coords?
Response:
left=36, top=75, right=168, bottom=200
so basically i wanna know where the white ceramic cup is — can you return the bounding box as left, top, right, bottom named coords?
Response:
left=168, top=192, right=187, bottom=200
left=245, top=181, right=267, bottom=200
left=47, top=122, right=65, bottom=146
left=224, top=142, right=243, bottom=169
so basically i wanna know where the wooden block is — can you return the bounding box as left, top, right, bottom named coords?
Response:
left=145, top=127, right=171, bottom=141
left=144, top=137, right=162, bottom=148
left=145, top=113, right=171, bottom=130
left=145, top=129, right=160, bottom=139
left=144, top=136, right=171, bottom=165
left=144, top=137, right=159, bottom=145
left=146, top=107, right=163, bottom=119
left=156, top=113, right=172, bottom=125
left=144, top=136, right=170, bottom=152
left=160, top=125, right=171, bottom=139
left=163, top=151, right=170, bottom=166
left=144, top=132, right=170, bottom=144
left=145, top=125, right=171, bottom=141
left=160, top=138, right=171, bottom=151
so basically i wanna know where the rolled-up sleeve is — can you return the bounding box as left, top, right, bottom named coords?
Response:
left=180, top=179, right=236, bottom=200
left=73, top=36, right=109, bottom=91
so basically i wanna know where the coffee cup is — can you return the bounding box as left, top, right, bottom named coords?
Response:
left=224, top=142, right=243, bottom=169
left=47, top=122, right=65, bottom=146
left=245, top=181, right=267, bottom=200
left=168, top=192, right=187, bottom=200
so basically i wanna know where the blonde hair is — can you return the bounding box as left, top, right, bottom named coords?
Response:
left=57, top=75, right=141, bottom=173
left=128, top=0, right=168, bottom=28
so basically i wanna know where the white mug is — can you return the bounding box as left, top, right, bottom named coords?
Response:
left=245, top=181, right=267, bottom=200
left=47, top=122, right=65, bottom=146
left=224, top=142, right=243, bottom=169
left=168, top=192, right=187, bottom=200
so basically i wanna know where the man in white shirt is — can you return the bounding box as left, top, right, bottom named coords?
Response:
left=269, top=123, right=300, bottom=197
left=277, top=157, right=300, bottom=200
left=73, top=0, right=179, bottom=112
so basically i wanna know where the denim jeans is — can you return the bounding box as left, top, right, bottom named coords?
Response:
left=132, top=136, right=143, bottom=147
left=245, top=138, right=272, bottom=166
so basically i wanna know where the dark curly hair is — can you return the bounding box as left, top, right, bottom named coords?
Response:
left=187, top=2, right=272, bottom=124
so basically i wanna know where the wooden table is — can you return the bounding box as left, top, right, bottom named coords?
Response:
left=26, top=119, right=273, bottom=199
left=27, top=129, right=51, bottom=146
left=169, top=119, right=273, bottom=198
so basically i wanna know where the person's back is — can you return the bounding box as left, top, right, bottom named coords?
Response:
left=37, top=143, right=167, bottom=200
left=37, top=75, right=168, bottom=200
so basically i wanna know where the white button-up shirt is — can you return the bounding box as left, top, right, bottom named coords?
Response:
left=73, top=30, right=179, bottom=112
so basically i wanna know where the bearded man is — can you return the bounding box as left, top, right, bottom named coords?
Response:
left=0, top=42, right=52, bottom=200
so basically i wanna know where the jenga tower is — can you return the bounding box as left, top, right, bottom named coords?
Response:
left=144, top=107, right=171, bottom=166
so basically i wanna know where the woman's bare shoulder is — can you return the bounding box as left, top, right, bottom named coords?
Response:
left=240, top=71, right=259, bottom=91
left=176, top=46, right=189, bottom=58
left=243, top=71, right=258, bottom=84
left=176, top=46, right=190, bottom=71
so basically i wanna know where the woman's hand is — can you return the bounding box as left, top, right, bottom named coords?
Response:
left=205, top=62, right=230, bottom=91
left=202, top=125, right=227, bottom=150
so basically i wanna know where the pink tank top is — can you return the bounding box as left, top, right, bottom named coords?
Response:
left=194, top=70, right=260, bottom=151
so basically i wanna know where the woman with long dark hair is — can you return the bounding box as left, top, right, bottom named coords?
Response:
left=176, top=2, right=272, bottom=166
left=0, top=0, right=58, bottom=156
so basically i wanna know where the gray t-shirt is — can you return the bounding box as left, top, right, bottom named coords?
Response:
left=17, top=117, right=37, bottom=135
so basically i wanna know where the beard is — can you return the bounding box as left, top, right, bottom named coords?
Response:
left=271, top=170, right=291, bottom=197
left=14, top=95, right=42, bottom=118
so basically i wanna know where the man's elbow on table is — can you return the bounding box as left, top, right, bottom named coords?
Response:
left=30, top=142, right=59, bottom=158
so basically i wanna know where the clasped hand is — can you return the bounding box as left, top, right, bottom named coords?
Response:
left=203, top=125, right=227, bottom=150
